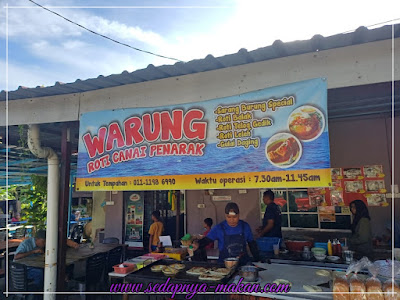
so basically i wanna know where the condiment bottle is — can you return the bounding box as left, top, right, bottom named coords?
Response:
left=332, top=239, right=338, bottom=256
left=327, top=239, right=333, bottom=256
left=337, top=240, right=342, bottom=257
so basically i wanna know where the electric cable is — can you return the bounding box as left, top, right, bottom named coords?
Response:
left=27, top=0, right=184, bottom=63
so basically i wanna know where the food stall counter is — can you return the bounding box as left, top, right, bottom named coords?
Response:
left=232, top=262, right=336, bottom=300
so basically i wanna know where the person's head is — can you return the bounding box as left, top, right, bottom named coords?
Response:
left=204, top=218, right=213, bottom=229
left=225, top=202, right=240, bottom=227
left=263, top=190, right=275, bottom=205
left=350, top=200, right=370, bottom=218
left=74, top=210, right=81, bottom=221
left=35, top=230, right=46, bottom=248
left=192, top=239, right=200, bottom=251
left=151, top=210, right=161, bottom=222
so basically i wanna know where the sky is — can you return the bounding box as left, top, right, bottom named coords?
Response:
left=0, top=0, right=399, bottom=92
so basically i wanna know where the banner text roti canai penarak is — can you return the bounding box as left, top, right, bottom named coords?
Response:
left=82, top=109, right=207, bottom=173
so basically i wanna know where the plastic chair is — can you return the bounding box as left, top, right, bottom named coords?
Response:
left=102, top=237, right=119, bottom=244
left=70, top=252, right=106, bottom=299
left=9, top=262, right=38, bottom=298
left=104, top=246, right=122, bottom=283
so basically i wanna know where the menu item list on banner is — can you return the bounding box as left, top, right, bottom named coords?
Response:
left=214, top=97, right=294, bottom=149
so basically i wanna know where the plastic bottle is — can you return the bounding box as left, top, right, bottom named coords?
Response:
left=337, top=240, right=342, bottom=257
left=327, top=239, right=333, bottom=256
left=332, top=239, right=338, bottom=256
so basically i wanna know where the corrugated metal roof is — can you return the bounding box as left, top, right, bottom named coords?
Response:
left=1, top=23, right=399, bottom=101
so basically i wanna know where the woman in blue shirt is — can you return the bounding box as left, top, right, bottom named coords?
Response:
left=199, top=202, right=260, bottom=264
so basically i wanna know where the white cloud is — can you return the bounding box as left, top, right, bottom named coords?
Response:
left=0, top=0, right=165, bottom=48
left=1, top=0, right=399, bottom=92
left=0, top=59, right=59, bottom=91
left=78, top=16, right=166, bottom=47
left=29, top=39, right=141, bottom=75
left=0, top=0, right=82, bottom=39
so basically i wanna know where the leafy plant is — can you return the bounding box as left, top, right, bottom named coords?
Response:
left=18, top=175, right=48, bottom=230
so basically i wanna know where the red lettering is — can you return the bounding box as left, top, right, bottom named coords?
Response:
left=184, top=109, right=207, bottom=140
left=124, top=148, right=133, bottom=160
left=171, top=143, right=178, bottom=154
left=94, top=159, right=101, bottom=170
left=100, top=155, right=111, bottom=167
left=83, top=127, right=107, bottom=158
left=112, top=151, right=119, bottom=163
left=106, top=123, right=125, bottom=151
left=156, top=144, right=163, bottom=156
left=133, top=147, right=141, bottom=158
left=187, top=143, right=195, bottom=154
left=87, top=161, right=95, bottom=173
left=162, top=143, right=171, bottom=154
left=195, top=143, right=206, bottom=155
left=161, top=110, right=183, bottom=141
left=124, top=117, right=144, bottom=146
left=149, top=145, right=157, bottom=157
left=179, top=143, right=187, bottom=154
left=142, top=113, right=161, bottom=142
left=140, top=146, right=147, bottom=157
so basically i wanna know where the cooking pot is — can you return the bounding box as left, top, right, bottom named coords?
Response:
left=285, top=239, right=313, bottom=252
left=239, top=265, right=259, bottom=282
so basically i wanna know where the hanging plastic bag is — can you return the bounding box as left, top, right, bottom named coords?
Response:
left=334, top=275, right=350, bottom=300
left=366, top=262, right=383, bottom=300
left=349, top=258, right=367, bottom=300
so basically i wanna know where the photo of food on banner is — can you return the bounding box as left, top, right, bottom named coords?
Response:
left=343, top=168, right=363, bottom=179
left=344, top=180, right=365, bottom=193
left=330, top=179, right=343, bottom=190
left=365, top=180, right=386, bottom=193
left=366, top=193, right=388, bottom=206
left=318, top=206, right=336, bottom=222
left=265, top=132, right=302, bottom=168
left=363, top=165, right=384, bottom=178
left=307, top=188, right=327, bottom=208
left=266, top=104, right=326, bottom=169
left=331, top=168, right=343, bottom=180
left=330, top=190, right=344, bottom=206
left=287, top=105, right=325, bottom=141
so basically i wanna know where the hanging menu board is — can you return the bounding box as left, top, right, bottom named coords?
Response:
left=308, top=165, right=387, bottom=207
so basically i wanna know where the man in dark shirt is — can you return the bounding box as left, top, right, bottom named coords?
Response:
left=257, top=190, right=282, bottom=238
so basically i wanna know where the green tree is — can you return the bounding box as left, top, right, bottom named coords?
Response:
left=18, top=175, right=48, bottom=231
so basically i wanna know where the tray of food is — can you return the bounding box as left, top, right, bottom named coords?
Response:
left=126, top=259, right=236, bottom=284
left=113, top=263, right=137, bottom=274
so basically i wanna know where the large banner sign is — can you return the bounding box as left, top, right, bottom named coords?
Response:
left=76, top=78, right=331, bottom=191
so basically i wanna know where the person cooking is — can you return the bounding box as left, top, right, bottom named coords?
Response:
left=348, top=200, right=373, bottom=259
left=257, top=190, right=282, bottom=238
left=198, top=202, right=260, bottom=264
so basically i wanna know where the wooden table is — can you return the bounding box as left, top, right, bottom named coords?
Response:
left=0, top=239, right=23, bottom=251
left=15, top=243, right=125, bottom=268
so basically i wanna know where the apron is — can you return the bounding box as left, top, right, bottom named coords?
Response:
left=219, top=222, right=250, bottom=265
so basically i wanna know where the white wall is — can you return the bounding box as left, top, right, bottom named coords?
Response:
left=91, top=191, right=106, bottom=240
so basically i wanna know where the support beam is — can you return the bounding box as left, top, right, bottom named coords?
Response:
left=175, top=191, right=180, bottom=244
left=56, top=125, right=71, bottom=295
